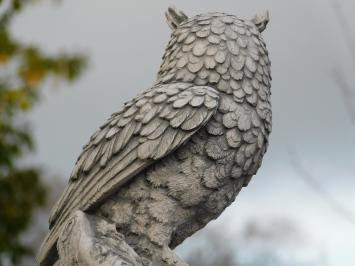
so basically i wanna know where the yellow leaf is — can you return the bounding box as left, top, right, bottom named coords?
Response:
left=0, top=53, right=9, bottom=64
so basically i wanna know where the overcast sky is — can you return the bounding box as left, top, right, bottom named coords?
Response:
left=10, top=0, right=355, bottom=265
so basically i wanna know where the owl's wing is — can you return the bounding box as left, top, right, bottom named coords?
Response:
left=38, top=82, right=219, bottom=265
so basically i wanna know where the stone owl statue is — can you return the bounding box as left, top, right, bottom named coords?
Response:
left=38, top=7, right=272, bottom=266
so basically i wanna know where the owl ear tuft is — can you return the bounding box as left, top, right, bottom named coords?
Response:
left=251, top=10, right=270, bottom=33
left=165, top=7, right=188, bottom=30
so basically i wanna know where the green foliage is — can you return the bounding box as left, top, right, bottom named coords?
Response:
left=0, top=168, right=46, bottom=264
left=0, top=0, right=87, bottom=264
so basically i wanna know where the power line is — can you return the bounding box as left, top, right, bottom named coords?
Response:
left=290, top=152, right=355, bottom=226
left=333, top=69, right=355, bottom=126
left=331, top=0, right=355, bottom=67
left=330, top=0, right=355, bottom=124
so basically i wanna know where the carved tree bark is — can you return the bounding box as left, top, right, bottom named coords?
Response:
left=56, top=211, right=143, bottom=266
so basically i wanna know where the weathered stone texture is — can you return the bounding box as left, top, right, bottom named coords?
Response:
left=38, top=7, right=271, bottom=266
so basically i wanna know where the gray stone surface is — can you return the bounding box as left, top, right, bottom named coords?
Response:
left=37, top=7, right=272, bottom=266
left=56, top=210, right=143, bottom=266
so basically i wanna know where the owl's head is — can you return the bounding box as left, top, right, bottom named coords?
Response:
left=165, top=7, right=269, bottom=33
left=158, top=7, right=272, bottom=99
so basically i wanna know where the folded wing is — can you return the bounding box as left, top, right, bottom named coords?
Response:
left=38, top=82, right=219, bottom=265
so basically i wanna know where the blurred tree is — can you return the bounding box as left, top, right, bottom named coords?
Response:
left=186, top=229, right=236, bottom=266
left=185, top=219, right=323, bottom=266
left=0, top=0, right=86, bottom=264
